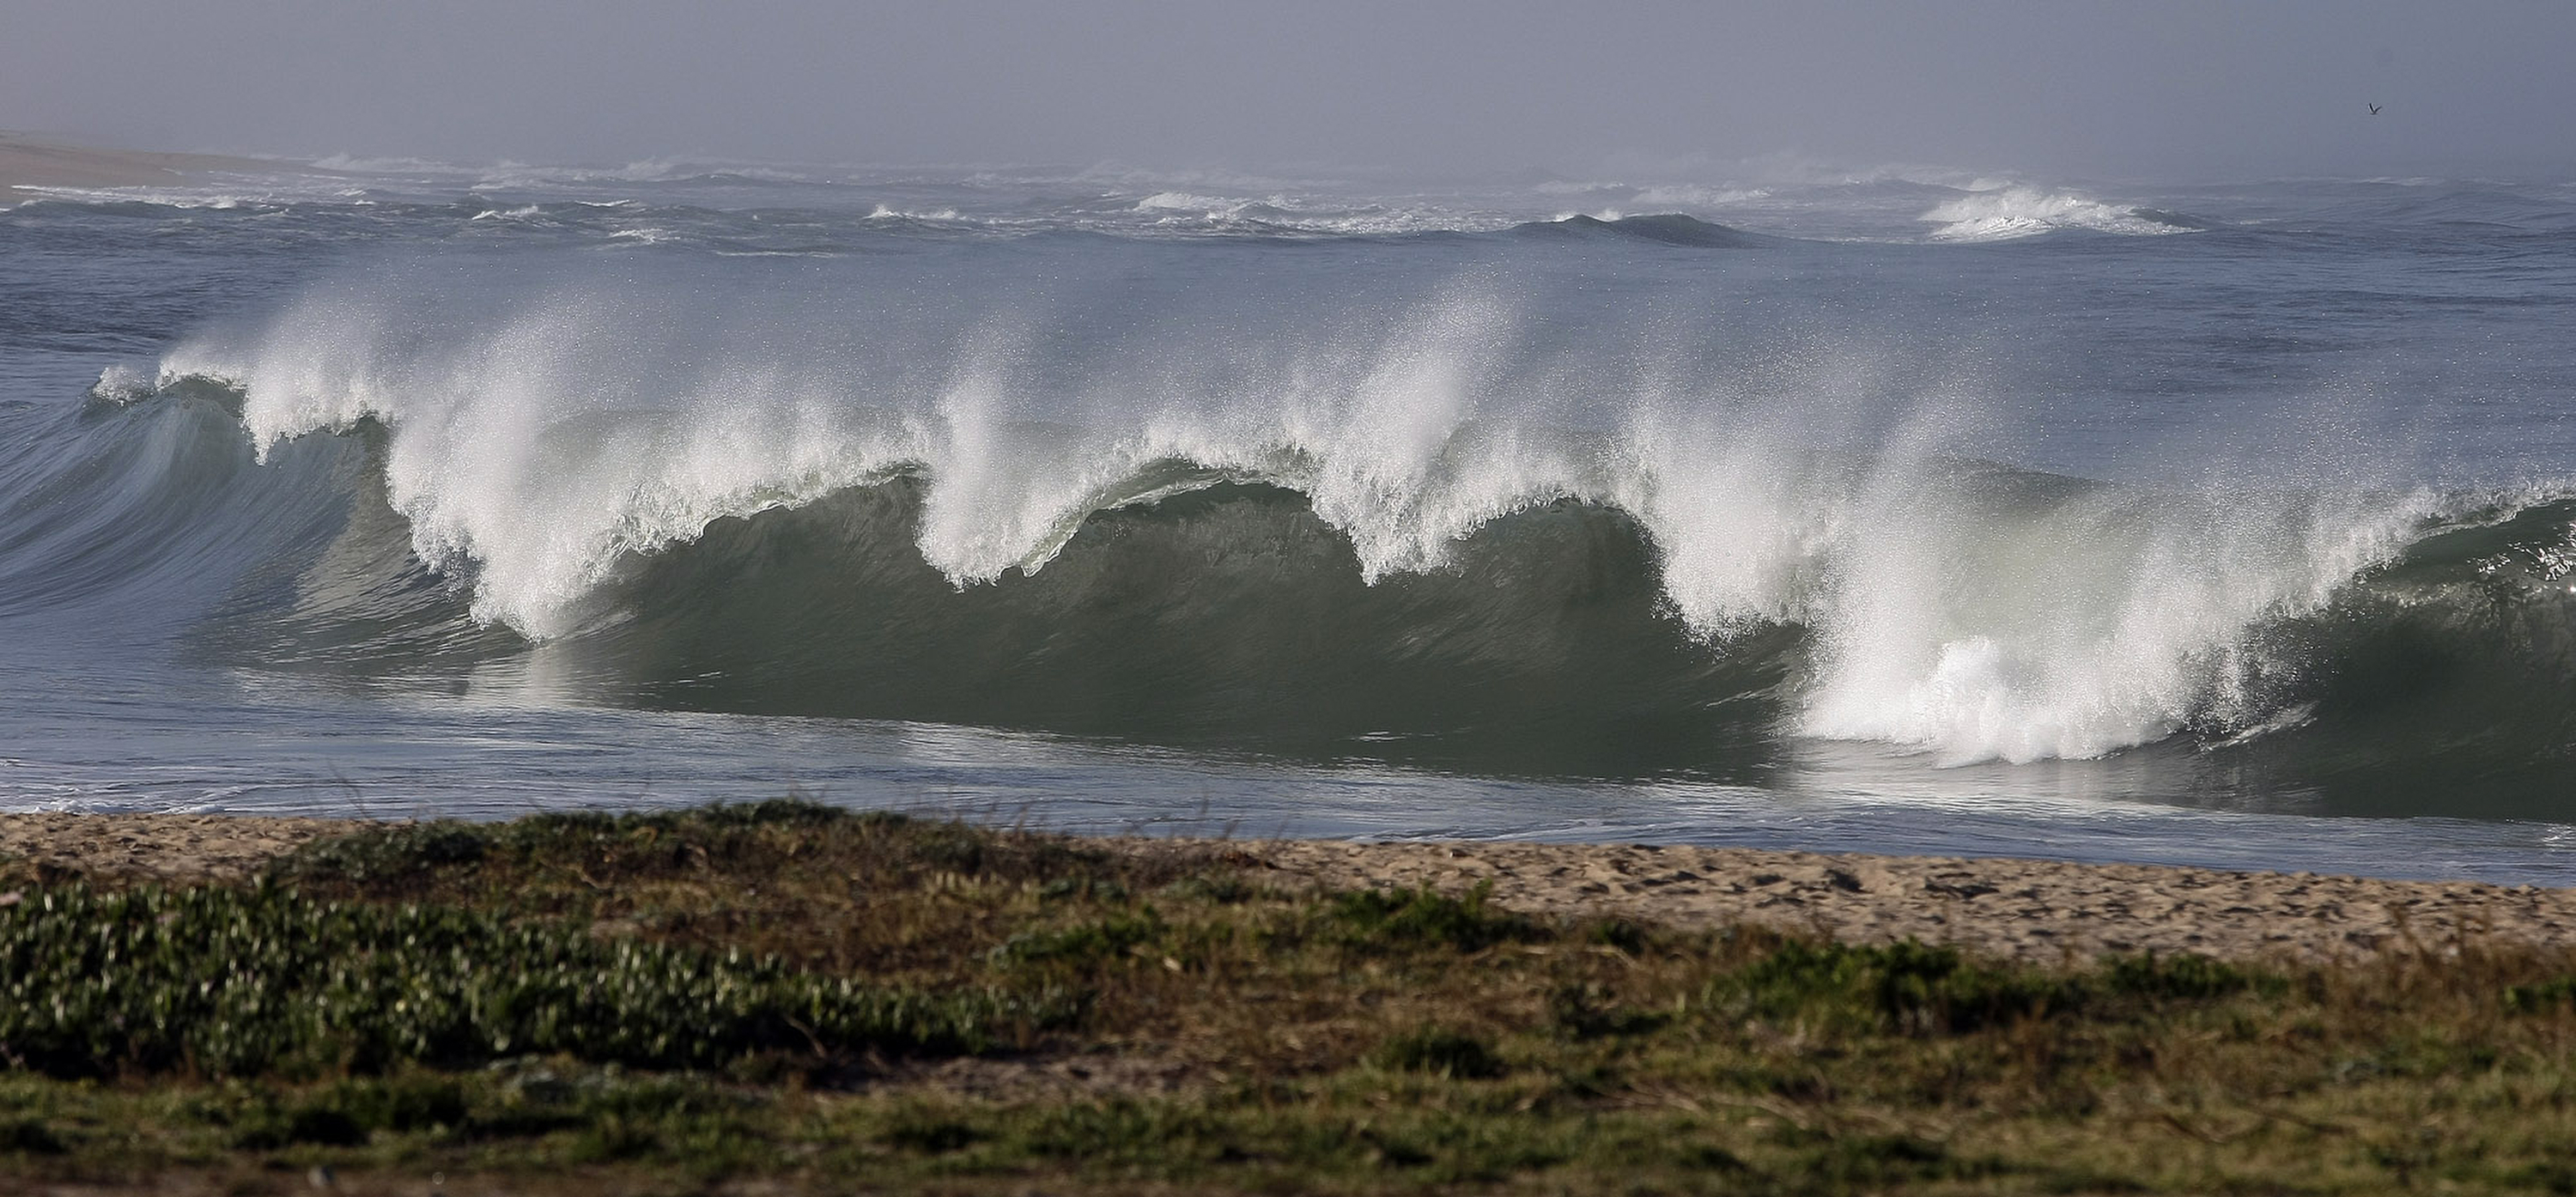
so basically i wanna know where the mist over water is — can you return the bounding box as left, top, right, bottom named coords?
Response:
left=9, top=158, right=2576, bottom=878
left=12, top=3, right=2576, bottom=182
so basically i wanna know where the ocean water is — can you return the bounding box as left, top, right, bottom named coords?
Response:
left=6, top=159, right=2576, bottom=881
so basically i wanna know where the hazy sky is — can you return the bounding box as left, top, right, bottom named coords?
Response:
left=4, top=0, right=2570, bottom=181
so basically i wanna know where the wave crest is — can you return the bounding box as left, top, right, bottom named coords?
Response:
left=136, top=240, right=2476, bottom=771
left=1515, top=213, right=1767, bottom=247
left=1921, top=185, right=2199, bottom=241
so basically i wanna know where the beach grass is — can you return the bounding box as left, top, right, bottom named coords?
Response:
left=7, top=801, right=2576, bottom=1194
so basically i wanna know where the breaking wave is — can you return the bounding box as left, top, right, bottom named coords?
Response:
left=15, top=226, right=2526, bottom=799
left=48, top=362, right=2576, bottom=804
left=1921, top=185, right=2202, bottom=241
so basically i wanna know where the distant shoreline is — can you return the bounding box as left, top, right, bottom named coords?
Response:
left=0, top=131, right=272, bottom=197
left=8, top=808, right=2574, bottom=965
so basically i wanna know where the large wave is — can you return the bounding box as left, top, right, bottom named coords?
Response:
left=100, top=231, right=2535, bottom=789
left=60, top=363, right=2576, bottom=807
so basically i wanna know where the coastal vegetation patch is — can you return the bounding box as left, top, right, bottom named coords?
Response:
left=4, top=801, right=2576, bottom=1194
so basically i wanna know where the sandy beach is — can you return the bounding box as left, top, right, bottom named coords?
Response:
left=8, top=811, right=2573, bottom=965
left=1252, top=838, right=2576, bottom=965
left=0, top=131, right=270, bottom=197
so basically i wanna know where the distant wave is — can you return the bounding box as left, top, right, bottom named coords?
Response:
left=3, top=188, right=285, bottom=213
left=1920, top=186, right=2202, bottom=241
left=1128, top=190, right=1494, bottom=238
left=9, top=153, right=2266, bottom=251
left=1512, top=213, right=1770, bottom=247
left=308, top=153, right=829, bottom=190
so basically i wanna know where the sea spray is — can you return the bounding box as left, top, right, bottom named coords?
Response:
left=146, top=239, right=2456, bottom=772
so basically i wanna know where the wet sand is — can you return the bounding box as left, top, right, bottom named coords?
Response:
left=9, top=811, right=2575, bottom=964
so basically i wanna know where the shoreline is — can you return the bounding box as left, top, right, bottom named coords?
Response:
left=0, top=131, right=277, bottom=197
left=9, top=810, right=2574, bottom=964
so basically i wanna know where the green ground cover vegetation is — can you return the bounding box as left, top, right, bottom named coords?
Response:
left=4, top=800, right=2576, bottom=1194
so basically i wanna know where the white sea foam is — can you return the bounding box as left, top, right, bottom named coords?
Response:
left=163, top=293, right=906, bottom=638
left=1921, top=185, right=2192, bottom=241
left=88, top=365, right=155, bottom=404
left=1791, top=473, right=2432, bottom=763
left=1134, top=191, right=1229, bottom=212
left=1127, top=190, right=1492, bottom=237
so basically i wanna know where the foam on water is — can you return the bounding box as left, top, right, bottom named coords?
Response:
left=866, top=204, right=964, bottom=222
left=88, top=365, right=155, bottom=404
left=1127, top=190, right=1487, bottom=237
left=1921, top=185, right=2195, bottom=241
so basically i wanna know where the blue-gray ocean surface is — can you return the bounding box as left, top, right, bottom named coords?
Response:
left=6, top=159, right=2575, bottom=881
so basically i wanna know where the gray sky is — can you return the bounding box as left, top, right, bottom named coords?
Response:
left=4, top=0, right=2570, bottom=181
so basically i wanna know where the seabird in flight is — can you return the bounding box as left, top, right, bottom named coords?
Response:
left=2368, top=102, right=2382, bottom=115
